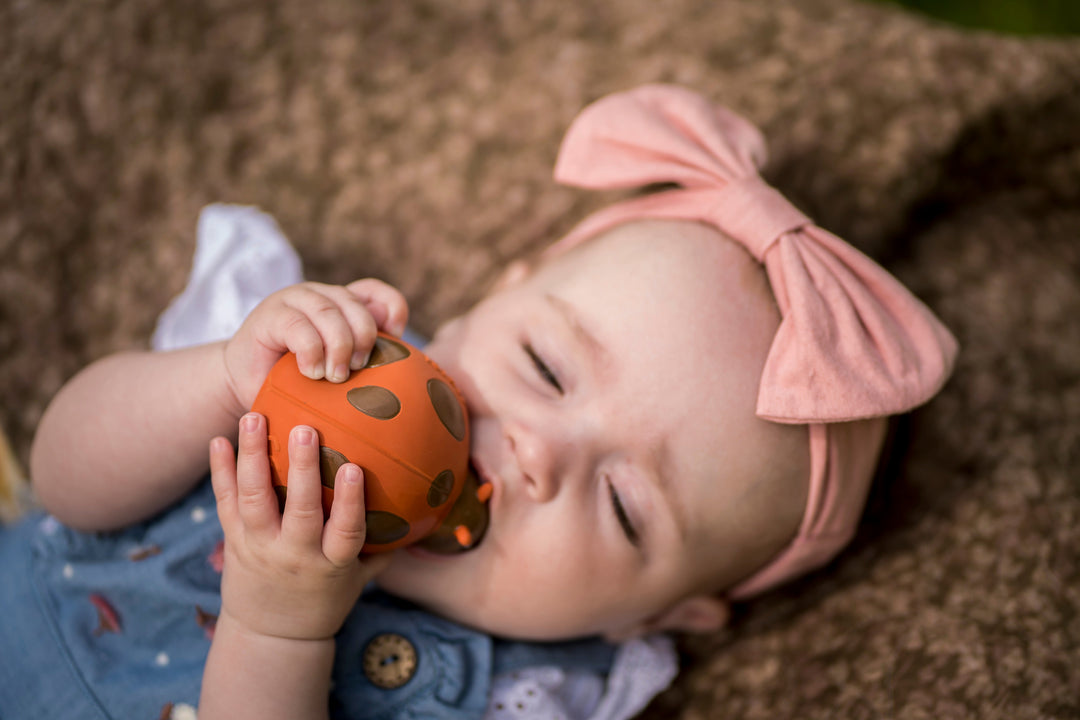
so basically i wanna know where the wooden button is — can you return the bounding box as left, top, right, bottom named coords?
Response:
left=362, top=633, right=418, bottom=689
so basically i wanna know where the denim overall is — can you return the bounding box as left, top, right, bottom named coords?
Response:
left=0, top=479, right=613, bottom=719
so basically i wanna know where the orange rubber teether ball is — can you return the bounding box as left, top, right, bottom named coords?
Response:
left=250, top=333, right=483, bottom=553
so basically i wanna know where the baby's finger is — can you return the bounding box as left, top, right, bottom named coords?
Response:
left=310, top=284, right=379, bottom=372
left=345, top=279, right=409, bottom=338
left=284, top=284, right=378, bottom=382
left=208, top=436, right=239, bottom=532
left=279, top=425, right=327, bottom=547
left=281, top=286, right=356, bottom=382
left=234, top=413, right=281, bottom=538
left=268, top=304, right=327, bottom=380
left=322, top=463, right=369, bottom=566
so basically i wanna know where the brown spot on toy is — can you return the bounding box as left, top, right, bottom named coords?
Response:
left=427, top=378, right=465, bottom=441
left=319, top=446, right=349, bottom=489
left=364, top=510, right=411, bottom=545
left=365, top=336, right=411, bottom=368
left=427, top=469, right=454, bottom=508
left=347, top=386, right=402, bottom=420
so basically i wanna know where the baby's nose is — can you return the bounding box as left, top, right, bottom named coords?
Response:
left=507, top=424, right=562, bottom=502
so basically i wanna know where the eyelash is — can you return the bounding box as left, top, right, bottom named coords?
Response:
left=607, top=478, right=641, bottom=547
left=523, top=343, right=638, bottom=548
left=524, top=344, right=563, bottom=394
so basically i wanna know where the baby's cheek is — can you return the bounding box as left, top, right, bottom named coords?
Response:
left=477, top=534, right=633, bottom=638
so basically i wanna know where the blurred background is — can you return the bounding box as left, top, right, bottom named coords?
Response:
left=877, top=0, right=1080, bottom=34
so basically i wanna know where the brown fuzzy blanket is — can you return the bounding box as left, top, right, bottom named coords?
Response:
left=2, top=0, right=1078, bottom=717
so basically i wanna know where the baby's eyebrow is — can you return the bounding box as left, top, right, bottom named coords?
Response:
left=544, top=293, right=609, bottom=373
left=653, top=439, right=691, bottom=545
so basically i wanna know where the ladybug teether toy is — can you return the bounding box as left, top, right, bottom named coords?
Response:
left=251, top=333, right=490, bottom=554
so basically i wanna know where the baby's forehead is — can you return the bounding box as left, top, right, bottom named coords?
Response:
left=542, top=218, right=787, bottom=451
left=542, top=220, right=778, bottom=336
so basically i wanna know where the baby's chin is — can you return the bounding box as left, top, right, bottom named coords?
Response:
left=373, top=567, right=613, bottom=642
left=371, top=558, right=519, bottom=638
left=372, top=546, right=471, bottom=606
left=372, top=564, right=490, bottom=633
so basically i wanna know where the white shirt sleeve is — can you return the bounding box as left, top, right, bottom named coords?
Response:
left=152, top=204, right=303, bottom=351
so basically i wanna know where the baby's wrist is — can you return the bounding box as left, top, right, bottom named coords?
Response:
left=217, top=340, right=258, bottom=419
left=217, top=606, right=339, bottom=650
left=202, top=607, right=336, bottom=719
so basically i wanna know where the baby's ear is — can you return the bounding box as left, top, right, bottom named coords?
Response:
left=604, top=595, right=730, bottom=642
left=649, top=595, right=730, bottom=634
left=490, top=260, right=532, bottom=293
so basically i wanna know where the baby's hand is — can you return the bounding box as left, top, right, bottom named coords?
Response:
left=209, top=412, right=391, bottom=641
left=223, top=279, right=409, bottom=412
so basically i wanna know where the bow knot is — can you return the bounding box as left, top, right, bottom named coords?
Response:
left=707, top=177, right=810, bottom=261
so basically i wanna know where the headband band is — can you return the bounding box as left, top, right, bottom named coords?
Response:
left=548, top=85, right=958, bottom=597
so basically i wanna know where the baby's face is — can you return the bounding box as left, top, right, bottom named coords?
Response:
left=376, top=221, right=809, bottom=641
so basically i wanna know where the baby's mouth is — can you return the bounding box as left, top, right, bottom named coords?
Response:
left=415, top=461, right=491, bottom=554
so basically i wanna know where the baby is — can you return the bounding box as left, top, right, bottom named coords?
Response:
left=1, top=85, right=956, bottom=720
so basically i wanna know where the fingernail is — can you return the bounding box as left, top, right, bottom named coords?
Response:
left=329, top=363, right=349, bottom=383
left=292, top=426, right=316, bottom=446
left=339, top=464, right=360, bottom=485
left=350, top=351, right=370, bottom=370
left=241, top=413, right=260, bottom=433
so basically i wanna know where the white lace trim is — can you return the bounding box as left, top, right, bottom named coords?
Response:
left=484, top=635, right=678, bottom=720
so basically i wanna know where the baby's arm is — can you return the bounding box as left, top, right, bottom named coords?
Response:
left=30, top=342, right=245, bottom=530
left=30, top=279, right=407, bottom=530
left=200, top=412, right=390, bottom=720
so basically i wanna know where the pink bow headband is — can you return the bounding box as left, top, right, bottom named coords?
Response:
left=548, top=85, right=958, bottom=598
